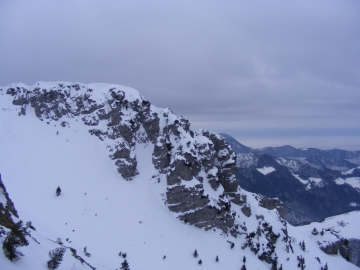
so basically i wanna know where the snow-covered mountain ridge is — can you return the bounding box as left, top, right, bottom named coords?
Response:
left=221, top=134, right=360, bottom=226
left=3, top=82, right=241, bottom=234
left=0, top=82, right=359, bottom=269
left=255, top=145, right=360, bottom=166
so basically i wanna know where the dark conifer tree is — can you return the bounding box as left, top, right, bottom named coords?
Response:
left=47, top=247, right=66, bottom=270
left=121, top=259, right=130, bottom=270
left=299, top=240, right=306, bottom=251
left=271, top=260, right=277, bottom=270
left=56, top=186, right=61, bottom=196
left=3, top=221, right=30, bottom=262
left=3, top=232, right=23, bottom=261
left=198, top=259, right=202, bottom=265
left=12, top=221, right=29, bottom=246
left=215, top=255, right=219, bottom=262
left=312, top=228, right=318, bottom=235
left=26, top=221, right=36, bottom=231
left=193, top=249, right=198, bottom=258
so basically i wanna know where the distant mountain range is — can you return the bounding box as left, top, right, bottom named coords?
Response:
left=254, top=145, right=360, bottom=171
left=218, top=133, right=252, bottom=154
left=221, top=133, right=360, bottom=225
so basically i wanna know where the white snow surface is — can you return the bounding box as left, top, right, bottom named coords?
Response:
left=342, top=167, right=360, bottom=175
left=350, top=202, right=360, bottom=207
left=0, top=188, right=7, bottom=205
left=308, top=177, right=323, bottom=187
left=256, top=167, right=276, bottom=175
left=335, top=177, right=346, bottom=185
left=291, top=174, right=324, bottom=190
left=334, top=177, right=360, bottom=191
left=0, top=82, right=358, bottom=270
left=292, top=174, right=308, bottom=185
left=300, top=210, right=360, bottom=240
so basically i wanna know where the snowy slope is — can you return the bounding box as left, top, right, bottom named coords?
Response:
left=0, top=82, right=359, bottom=269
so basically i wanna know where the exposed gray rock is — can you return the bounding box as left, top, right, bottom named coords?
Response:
left=158, top=127, right=242, bottom=235
left=179, top=206, right=236, bottom=236
left=209, top=134, right=238, bottom=188
left=208, top=178, right=220, bottom=190
left=258, top=196, right=285, bottom=218
left=6, top=83, right=144, bottom=180
left=115, top=157, right=139, bottom=180
left=230, top=193, right=247, bottom=206
left=166, top=185, right=208, bottom=213
left=8, top=87, right=29, bottom=116
left=321, top=238, right=360, bottom=267
left=348, top=239, right=360, bottom=267
left=319, top=235, right=360, bottom=267
left=152, top=134, right=171, bottom=173
left=89, top=129, right=108, bottom=141
left=167, top=156, right=197, bottom=185
left=82, top=108, right=107, bottom=126
left=110, top=142, right=131, bottom=160
left=241, top=204, right=252, bottom=217
left=138, top=106, right=160, bottom=144
left=107, top=103, right=122, bottom=126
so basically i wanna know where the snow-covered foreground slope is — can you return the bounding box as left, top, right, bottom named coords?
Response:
left=0, top=82, right=359, bottom=269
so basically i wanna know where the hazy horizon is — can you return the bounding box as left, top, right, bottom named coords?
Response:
left=1, top=1, right=359, bottom=150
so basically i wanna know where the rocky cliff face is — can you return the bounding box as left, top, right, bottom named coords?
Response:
left=4, top=82, right=245, bottom=235
left=320, top=238, right=360, bottom=266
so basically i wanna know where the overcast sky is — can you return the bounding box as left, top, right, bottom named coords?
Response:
left=1, top=0, right=359, bottom=150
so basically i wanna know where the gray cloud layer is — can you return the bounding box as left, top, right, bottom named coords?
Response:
left=1, top=0, right=359, bottom=150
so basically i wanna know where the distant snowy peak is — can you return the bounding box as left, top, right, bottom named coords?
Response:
left=218, top=133, right=252, bottom=154
left=254, top=145, right=360, bottom=171
left=256, top=145, right=360, bottom=159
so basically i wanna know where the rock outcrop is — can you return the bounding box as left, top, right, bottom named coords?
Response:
left=4, top=82, right=246, bottom=235
left=320, top=238, right=360, bottom=267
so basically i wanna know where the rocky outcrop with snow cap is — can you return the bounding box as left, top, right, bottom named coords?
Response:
left=3, top=82, right=244, bottom=235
